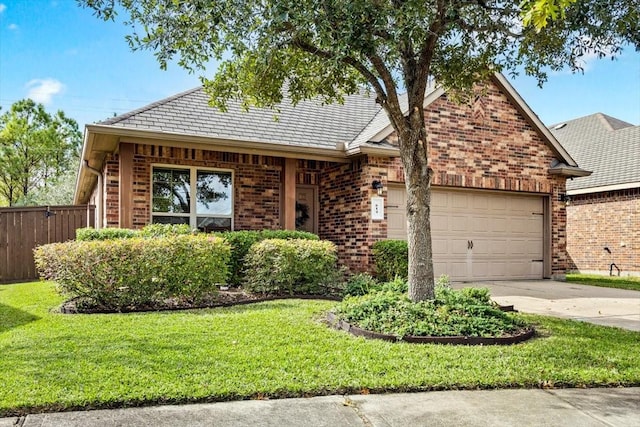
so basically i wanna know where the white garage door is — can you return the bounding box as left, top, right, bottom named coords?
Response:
left=387, top=186, right=544, bottom=281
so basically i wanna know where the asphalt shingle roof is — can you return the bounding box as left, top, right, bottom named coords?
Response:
left=550, top=113, right=640, bottom=191
left=101, top=87, right=382, bottom=151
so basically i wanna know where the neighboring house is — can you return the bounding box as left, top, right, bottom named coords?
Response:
left=74, top=74, right=589, bottom=281
left=550, top=114, right=640, bottom=277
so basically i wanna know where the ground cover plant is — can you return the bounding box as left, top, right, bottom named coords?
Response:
left=336, top=278, right=527, bottom=338
left=1, top=281, right=638, bottom=416
left=566, top=274, right=640, bottom=292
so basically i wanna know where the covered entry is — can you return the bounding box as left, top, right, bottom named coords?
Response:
left=387, top=186, right=546, bottom=281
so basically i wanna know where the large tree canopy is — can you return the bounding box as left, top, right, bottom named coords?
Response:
left=0, top=100, right=81, bottom=206
left=82, top=0, right=638, bottom=300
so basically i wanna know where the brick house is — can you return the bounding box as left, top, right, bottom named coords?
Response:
left=74, top=73, right=589, bottom=281
left=551, top=114, right=639, bottom=277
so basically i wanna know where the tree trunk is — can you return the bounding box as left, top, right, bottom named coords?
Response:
left=398, top=109, right=435, bottom=301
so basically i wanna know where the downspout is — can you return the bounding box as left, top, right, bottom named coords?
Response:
left=84, top=161, right=103, bottom=229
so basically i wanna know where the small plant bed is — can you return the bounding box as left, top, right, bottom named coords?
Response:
left=332, top=279, right=533, bottom=345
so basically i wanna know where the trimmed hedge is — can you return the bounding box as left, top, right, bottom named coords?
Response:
left=372, top=240, right=408, bottom=281
left=218, top=230, right=319, bottom=286
left=34, top=235, right=230, bottom=310
left=243, top=238, right=340, bottom=296
left=76, top=227, right=138, bottom=241
left=76, top=224, right=196, bottom=241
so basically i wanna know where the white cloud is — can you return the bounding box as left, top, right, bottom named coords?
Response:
left=25, top=79, right=65, bottom=105
left=0, top=4, right=6, bottom=14
left=8, top=23, right=17, bottom=30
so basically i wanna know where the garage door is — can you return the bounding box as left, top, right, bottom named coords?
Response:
left=387, top=186, right=544, bottom=281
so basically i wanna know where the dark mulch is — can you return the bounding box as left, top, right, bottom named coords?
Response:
left=57, top=289, right=341, bottom=314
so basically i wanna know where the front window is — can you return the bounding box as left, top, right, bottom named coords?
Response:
left=152, top=166, right=233, bottom=232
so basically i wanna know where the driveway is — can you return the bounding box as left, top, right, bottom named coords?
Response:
left=453, top=280, right=640, bottom=331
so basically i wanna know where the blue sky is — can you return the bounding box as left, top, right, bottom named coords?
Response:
left=1, top=0, right=639, bottom=131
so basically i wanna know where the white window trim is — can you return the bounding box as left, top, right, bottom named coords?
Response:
left=150, top=164, right=234, bottom=230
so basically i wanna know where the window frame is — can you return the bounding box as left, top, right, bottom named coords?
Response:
left=150, top=164, right=234, bottom=231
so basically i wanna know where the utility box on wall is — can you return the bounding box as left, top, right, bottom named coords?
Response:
left=371, top=196, right=384, bottom=221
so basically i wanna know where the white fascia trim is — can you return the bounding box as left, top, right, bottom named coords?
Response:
left=348, top=145, right=400, bottom=157
left=85, top=124, right=349, bottom=161
left=567, top=181, right=640, bottom=195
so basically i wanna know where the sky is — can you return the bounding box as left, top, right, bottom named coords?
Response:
left=1, top=0, right=639, bottom=132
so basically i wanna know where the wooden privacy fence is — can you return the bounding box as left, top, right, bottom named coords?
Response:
left=0, top=205, right=95, bottom=284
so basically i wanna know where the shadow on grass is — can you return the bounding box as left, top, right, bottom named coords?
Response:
left=0, top=302, right=40, bottom=333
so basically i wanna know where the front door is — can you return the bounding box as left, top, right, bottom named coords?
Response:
left=296, top=185, right=317, bottom=234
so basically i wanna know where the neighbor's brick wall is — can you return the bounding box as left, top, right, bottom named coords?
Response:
left=103, top=144, right=284, bottom=230
left=567, top=188, right=640, bottom=275
left=378, top=83, right=569, bottom=276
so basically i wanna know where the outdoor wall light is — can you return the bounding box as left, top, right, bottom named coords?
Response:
left=558, top=193, right=571, bottom=204
left=372, top=180, right=384, bottom=196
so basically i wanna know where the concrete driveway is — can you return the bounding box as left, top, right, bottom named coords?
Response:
left=453, top=280, right=640, bottom=331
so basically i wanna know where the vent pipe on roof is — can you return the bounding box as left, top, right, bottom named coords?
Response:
left=84, top=161, right=103, bottom=229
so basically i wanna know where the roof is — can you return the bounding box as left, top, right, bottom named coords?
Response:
left=550, top=113, right=640, bottom=193
left=100, top=86, right=382, bottom=151
left=75, top=74, right=587, bottom=203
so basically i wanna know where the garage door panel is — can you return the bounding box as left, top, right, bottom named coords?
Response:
left=488, top=239, right=508, bottom=254
left=386, top=186, right=544, bottom=281
left=431, top=214, right=449, bottom=232
left=471, top=216, right=490, bottom=232
left=431, top=191, right=448, bottom=208
left=451, top=193, right=469, bottom=209
left=490, top=217, right=507, bottom=233
left=489, top=196, right=508, bottom=211
left=432, top=238, right=448, bottom=255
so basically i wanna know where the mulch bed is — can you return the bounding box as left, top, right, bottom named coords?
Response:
left=325, top=312, right=535, bottom=346
left=57, top=289, right=341, bottom=314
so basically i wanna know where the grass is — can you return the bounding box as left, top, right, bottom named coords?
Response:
left=1, top=281, right=639, bottom=416
left=566, top=273, right=640, bottom=291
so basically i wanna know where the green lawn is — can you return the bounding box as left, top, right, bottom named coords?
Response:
left=1, top=281, right=639, bottom=416
left=566, top=273, right=640, bottom=291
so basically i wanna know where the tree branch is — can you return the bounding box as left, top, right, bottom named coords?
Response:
left=289, top=38, right=387, bottom=101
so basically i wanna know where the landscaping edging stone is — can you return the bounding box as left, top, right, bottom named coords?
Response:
left=326, top=312, right=535, bottom=345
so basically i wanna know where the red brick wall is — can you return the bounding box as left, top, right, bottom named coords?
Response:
left=103, top=144, right=284, bottom=230
left=99, top=81, right=570, bottom=277
left=314, top=156, right=401, bottom=272
left=567, top=188, right=640, bottom=276
left=378, top=85, right=569, bottom=277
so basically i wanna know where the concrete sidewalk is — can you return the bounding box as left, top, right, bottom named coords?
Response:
left=455, top=280, right=640, bottom=331
left=2, top=388, right=638, bottom=427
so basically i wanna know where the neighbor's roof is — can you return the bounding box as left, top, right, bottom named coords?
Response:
left=99, top=86, right=382, bottom=151
left=550, top=113, right=640, bottom=193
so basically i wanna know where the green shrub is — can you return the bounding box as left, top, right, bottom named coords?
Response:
left=76, top=224, right=196, bottom=242
left=34, top=235, right=230, bottom=310
left=343, top=273, right=380, bottom=297
left=76, top=227, right=139, bottom=241
left=334, top=282, right=526, bottom=338
left=243, top=238, right=340, bottom=296
left=139, top=223, right=195, bottom=238
left=219, top=230, right=319, bottom=286
left=372, top=240, right=408, bottom=281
